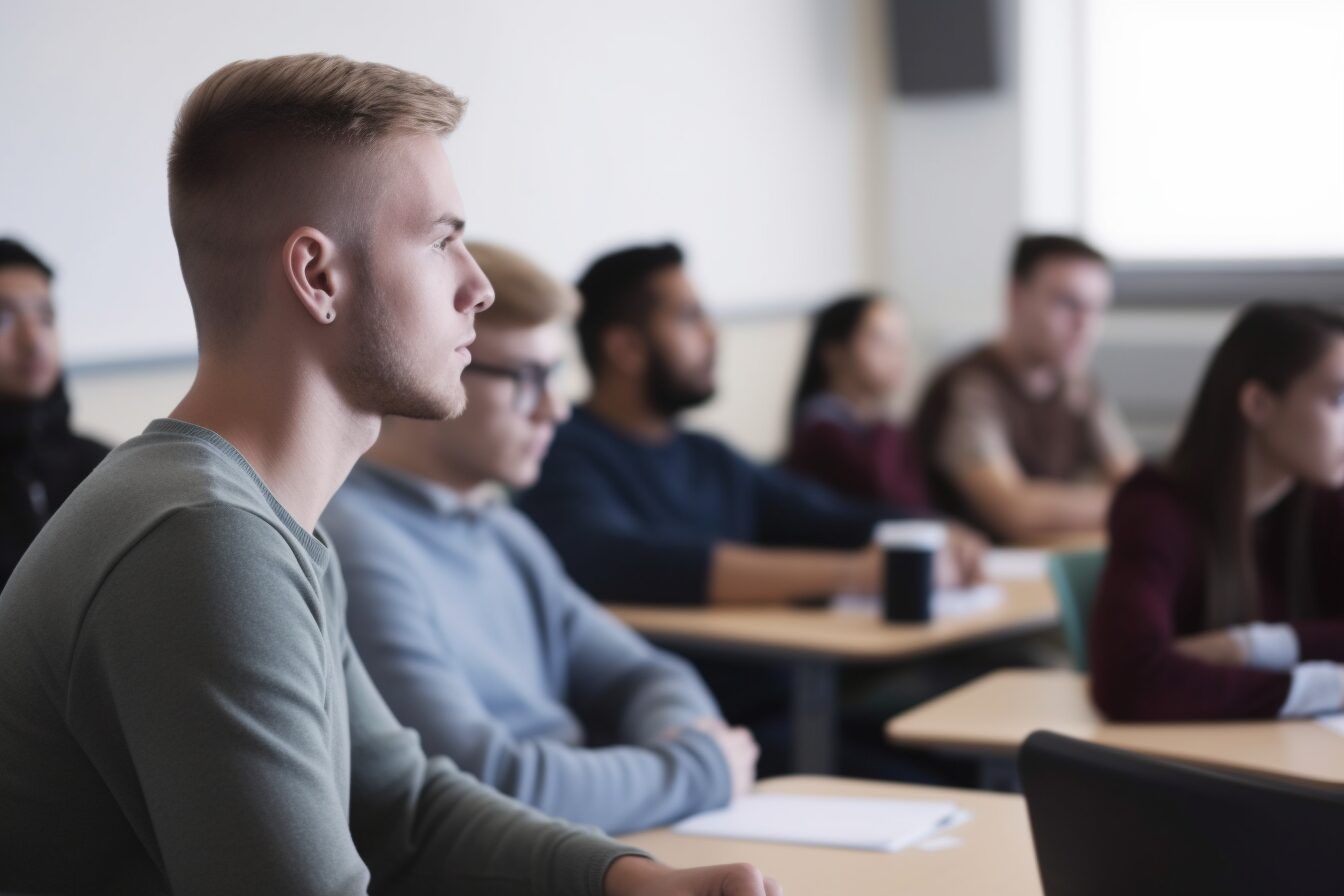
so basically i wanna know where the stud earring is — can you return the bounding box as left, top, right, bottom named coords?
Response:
left=326, top=311, right=335, bottom=322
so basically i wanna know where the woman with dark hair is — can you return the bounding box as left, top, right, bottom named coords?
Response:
left=1091, top=302, right=1344, bottom=721
left=784, top=293, right=929, bottom=510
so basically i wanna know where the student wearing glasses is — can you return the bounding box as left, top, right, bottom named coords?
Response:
left=322, top=243, right=758, bottom=835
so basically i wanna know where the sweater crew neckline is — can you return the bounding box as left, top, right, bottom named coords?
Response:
left=144, top=418, right=330, bottom=567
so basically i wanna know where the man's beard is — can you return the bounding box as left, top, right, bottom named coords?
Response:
left=645, top=348, right=714, bottom=417
left=338, top=258, right=465, bottom=421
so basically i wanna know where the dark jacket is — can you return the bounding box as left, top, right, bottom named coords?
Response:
left=0, top=380, right=109, bottom=587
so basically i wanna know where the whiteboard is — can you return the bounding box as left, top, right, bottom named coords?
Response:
left=2, top=0, right=867, bottom=364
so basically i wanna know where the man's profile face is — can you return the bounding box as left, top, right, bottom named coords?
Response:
left=1010, top=257, right=1112, bottom=375
left=641, top=266, right=717, bottom=416
left=341, top=135, right=493, bottom=420
left=0, top=265, right=61, bottom=401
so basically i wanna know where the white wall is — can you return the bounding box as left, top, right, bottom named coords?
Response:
left=4, top=0, right=870, bottom=364
left=68, top=362, right=196, bottom=447
left=44, top=0, right=1234, bottom=460
left=886, top=0, right=1021, bottom=349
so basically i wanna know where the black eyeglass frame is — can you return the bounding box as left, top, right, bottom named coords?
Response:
left=463, top=359, right=565, bottom=414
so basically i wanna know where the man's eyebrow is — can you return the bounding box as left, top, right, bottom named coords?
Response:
left=431, top=214, right=466, bottom=235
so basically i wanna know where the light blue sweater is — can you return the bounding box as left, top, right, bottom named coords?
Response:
left=322, top=461, right=731, bottom=835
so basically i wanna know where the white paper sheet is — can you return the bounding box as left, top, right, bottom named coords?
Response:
left=830, top=584, right=1004, bottom=620
left=672, top=793, right=968, bottom=852
left=1315, top=713, right=1344, bottom=737
left=983, top=548, right=1051, bottom=581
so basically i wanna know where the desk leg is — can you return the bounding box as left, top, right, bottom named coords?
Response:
left=791, top=661, right=838, bottom=774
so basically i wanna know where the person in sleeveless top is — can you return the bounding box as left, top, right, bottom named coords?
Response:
left=913, top=234, right=1138, bottom=543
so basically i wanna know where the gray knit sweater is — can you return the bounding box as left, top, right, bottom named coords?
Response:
left=0, top=419, right=643, bottom=895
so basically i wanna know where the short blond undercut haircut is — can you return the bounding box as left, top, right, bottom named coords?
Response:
left=168, top=54, right=466, bottom=345
left=468, top=242, right=580, bottom=328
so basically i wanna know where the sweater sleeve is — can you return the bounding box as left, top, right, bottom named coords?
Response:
left=558, top=573, right=723, bottom=743
left=341, top=619, right=652, bottom=885
left=1088, top=482, right=1295, bottom=721
left=342, top=543, right=729, bottom=835
left=557, top=574, right=732, bottom=830
left=1293, top=489, right=1344, bottom=661
left=69, top=506, right=643, bottom=896
left=1288, top=620, right=1344, bottom=662
left=749, top=460, right=899, bottom=549
left=518, top=444, right=714, bottom=605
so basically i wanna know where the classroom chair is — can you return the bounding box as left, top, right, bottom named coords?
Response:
left=1047, top=550, right=1105, bottom=671
left=1019, top=730, right=1344, bottom=896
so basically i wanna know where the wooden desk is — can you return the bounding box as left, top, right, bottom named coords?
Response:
left=886, top=668, right=1344, bottom=789
left=620, top=775, right=1043, bottom=896
left=609, top=579, right=1059, bottom=774
left=610, top=579, right=1057, bottom=663
left=1019, top=530, right=1106, bottom=552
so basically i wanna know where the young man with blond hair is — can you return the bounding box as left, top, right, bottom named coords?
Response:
left=0, top=55, right=777, bottom=896
left=324, top=242, right=757, bottom=835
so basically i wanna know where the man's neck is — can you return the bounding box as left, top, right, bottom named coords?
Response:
left=994, top=336, right=1064, bottom=400
left=170, top=353, right=380, bottom=531
left=585, top=379, right=675, bottom=442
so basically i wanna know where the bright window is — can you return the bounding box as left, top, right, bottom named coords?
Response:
left=1081, top=0, right=1344, bottom=261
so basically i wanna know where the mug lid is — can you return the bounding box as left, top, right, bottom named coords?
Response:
left=873, top=520, right=947, bottom=550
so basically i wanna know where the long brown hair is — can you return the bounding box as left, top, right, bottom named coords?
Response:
left=1167, top=302, right=1344, bottom=628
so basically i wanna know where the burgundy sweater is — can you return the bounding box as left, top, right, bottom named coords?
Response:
left=1090, top=466, right=1344, bottom=721
left=784, top=394, right=929, bottom=512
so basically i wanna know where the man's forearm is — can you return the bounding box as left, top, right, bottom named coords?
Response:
left=983, top=481, right=1110, bottom=543
left=706, top=543, right=874, bottom=604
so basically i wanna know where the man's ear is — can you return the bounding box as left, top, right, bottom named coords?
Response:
left=282, top=226, right=343, bottom=325
left=1239, top=380, right=1276, bottom=430
left=602, top=325, right=648, bottom=376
